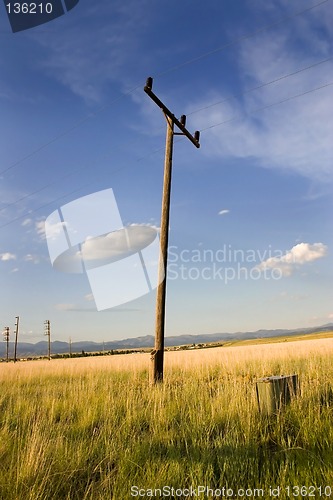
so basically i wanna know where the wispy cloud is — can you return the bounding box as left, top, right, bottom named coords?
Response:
left=189, top=7, right=333, bottom=183
left=35, top=220, right=46, bottom=239
left=218, top=209, right=230, bottom=216
left=37, top=218, right=67, bottom=241
left=21, top=218, right=33, bottom=227
left=24, top=254, right=40, bottom=264
left=55, top=303, right=77, bottom=311
left=32, top=0, right=153, bottom=103
left=275, top=291, right=308, bottom=301
left=54, top=302, right=140, bottom=313
left=256, top=242, right=328, bottom=276
left=0, top=252, right=16, bottom=261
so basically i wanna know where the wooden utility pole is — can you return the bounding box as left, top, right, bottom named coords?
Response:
left=44, top=320, right=51, bottom=360
left=14, top=316, right=19, bottom=363
left=3, top=327, right=10, bottom=362
left=144, top=77, right=200, bottom=383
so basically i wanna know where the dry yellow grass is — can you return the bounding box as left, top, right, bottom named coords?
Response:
left=1, top=335, right=332, bottom=380
left=1, top=337, right=333, bottom=499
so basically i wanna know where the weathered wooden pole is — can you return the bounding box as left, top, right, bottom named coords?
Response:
left=44, top=320, right=51, bottom=360
left=3, top=327, right=10, bottom=362
left=144, top=77, right=200, bottom=384
left=14, top=316, right=19, bottom=363
left=151, top=115, right=174, bottom=383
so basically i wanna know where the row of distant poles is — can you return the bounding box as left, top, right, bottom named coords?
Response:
left=2, top=317, right=51, bottom=362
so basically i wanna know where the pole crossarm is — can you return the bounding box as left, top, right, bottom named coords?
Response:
left=144, top=77, right=200, bottom=149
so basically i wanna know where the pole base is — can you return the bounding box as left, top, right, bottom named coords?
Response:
left=150, top=349, right=164, bottom=384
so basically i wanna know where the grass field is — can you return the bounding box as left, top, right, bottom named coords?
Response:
left=1, top=336, right=333, bottom=499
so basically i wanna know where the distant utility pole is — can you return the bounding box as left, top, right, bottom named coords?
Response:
left=14, top=316, right=19, bottom=363
left=3, top=327, right=10, bottom=362
left=144, top=77, right=200, bottom=384
left=44, top=320, right=51, bottom=360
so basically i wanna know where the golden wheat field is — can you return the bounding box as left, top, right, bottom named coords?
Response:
left=1, top=336, right=333, bottom=499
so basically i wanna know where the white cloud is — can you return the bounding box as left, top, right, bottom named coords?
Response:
left=24, top=254, right=40, bottom=264
left=55, top=303, right=76, bottom=311
left=81, top=225, right=157, bottom=266
left=191, top=82, right=333, bottom=182
left=85, top=293, right=94, bottom=302
left=35, top=220, right=46, bottom=239
left=218, top=209, right=230, bottom=216
left=10, top=268, right=19, bottom=273
left=256, top=242, right=328, bottom=276
left=21, top=218, right=33, bottom=227
left=0, top=252, right=16, bottom=261
left=52, top=224, right=158, bottom=272
left=37, top=219, right=67, bottom=241
left=54, top=301, right=138, bottom=313
left=276, top=291, right=308, bottom=301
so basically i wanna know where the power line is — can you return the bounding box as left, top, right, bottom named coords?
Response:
left=0, top=181, right=101, bottom=230
left=1, top=78, right=331, bottom=231
left=156, top=0, right=330, bottom=78
left=0, top=137, right=140, bottom=214
left=187, top=57, right=332, bottom=117
left=2, top=9, right=333, bottom=225
left=200, top=80, right=333, bottom=132
left=0, top=155, right=152, bottom=229
left=0, top=84, right=142, bottom=177
left=1, top=55, right=331, bottom=217
left=0, top=0, right=330, bottom=178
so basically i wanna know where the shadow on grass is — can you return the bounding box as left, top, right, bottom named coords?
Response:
left=126, top=412, right=333, bottom=492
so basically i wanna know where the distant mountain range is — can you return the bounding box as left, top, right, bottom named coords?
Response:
left=1, top=323, right=333, bottom=358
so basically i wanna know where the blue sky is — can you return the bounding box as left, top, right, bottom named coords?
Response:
left=0, top=0, right=332, bottom=343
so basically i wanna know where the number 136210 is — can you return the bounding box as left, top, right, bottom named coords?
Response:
left=6, top=3, right=53, bottom=14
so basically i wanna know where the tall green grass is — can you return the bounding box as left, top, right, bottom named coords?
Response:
left=0, top=339, right=333, bottom=499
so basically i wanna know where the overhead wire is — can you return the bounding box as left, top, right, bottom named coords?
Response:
left=0, top=136, right=141, bottom=214
left=156, top=0, right=331, bottom=78
left=0, top=0, right=331, bottom=229
left=0, top=0, right=330, bottom=177
left=200, top=80, right=333, bottom=133
left=1, top=55, right=331, bottom=217
left=0, top=141, right=169, bottom=230
left=0, top=83, right=143, bottom=177
left=0, top=160, right=141, bottom=229
left=2, top=76, right=332, bottom=231
left=187, top=56, right=332, bottom=117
